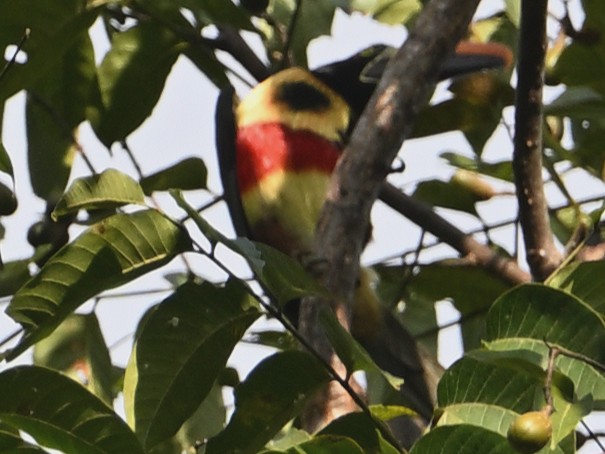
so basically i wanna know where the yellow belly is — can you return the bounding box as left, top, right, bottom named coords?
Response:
left=241, top=169, right=331, bottom=256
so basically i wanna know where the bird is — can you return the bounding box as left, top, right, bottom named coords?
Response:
left=215, top=40, right=512, bottom=427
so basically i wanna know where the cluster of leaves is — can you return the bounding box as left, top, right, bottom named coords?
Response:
left=0, top=0, right=603, bottom=453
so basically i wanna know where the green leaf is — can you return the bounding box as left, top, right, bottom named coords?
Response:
left=485, top=284, right=605, bottom=365
left=263, top=435, right=365, bottom=454
left=440, top=152, right=514, bottom=182
left=89, top=21, right=182, bottom=146
left=5, top=209, right=192, bottom=359
left=0, top=4, right=100, bottom=102
left=405, top=262, right=510, bottom=349
left=412, top=179, right=480, bottom=216
left=0, top=258, right=32, bottom=298
left=409, top=424, right=516, bottom=454
left=350, top=0, right=421, bottom=26
left=319, top=411, right=401, bottom=454
left=0, top=429, right=48, bottom=453
left=265, top=0, right=337, bottom=67
left=53, top=169, right=146, bottom=220
left=0, top=365, right=144, bottom=454
left=140, top=158, right=208, bottom=195
left=124, top=281, right=260, bottom=449
left=0, top=142, right=14, bottom=178
left=320, top=307, right=403, bottom=391
left=437, top=355, right=543, bottom=413
left=205, top=351, right=330, bottom=454
left=148, top=382, right=226, bottom=454
left=26, top=29, right=96, bottom=201
left=548, top=260, right=605, bottom=316
left=173, top=191, right=325, bottom=305
left=411, top=77, right=514, bottom=155
left=33, top=313, right=114, bottom=405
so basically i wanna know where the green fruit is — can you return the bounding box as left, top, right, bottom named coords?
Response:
left=240, top=0, right=269, bottom=15
left=507, top=411, right=552, bottom=453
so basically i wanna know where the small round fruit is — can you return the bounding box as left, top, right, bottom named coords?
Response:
left=240, top=0, right=269, bottom=15
left=0, top=182, right=17, bottom=215
left=507, top=411, right=552, bottom=453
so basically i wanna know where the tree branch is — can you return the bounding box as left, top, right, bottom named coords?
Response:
left=379, top=183, right=531, bottom=285
left=299, top=0, right=483, bottom=433
left=513, top=0, right=563, bottom=281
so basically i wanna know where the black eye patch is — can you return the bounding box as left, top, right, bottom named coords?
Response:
left=275, top=81, right=331, bottom=112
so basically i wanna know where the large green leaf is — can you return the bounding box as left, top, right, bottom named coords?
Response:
left=437, top=355, right=544, bottom=413
left=52, top=169, right=146, bottom=220
left=33, top=313, right=114, bottom=405
left=89, top=21, right=182, bottom=146
left=409, top=424, right=516, bottom=454
left=548, top=260, right=605, bottom=316
left=5, top=209, right=192, bottom=359
left=26, top=29, right=96, bottom=201
left=124, top=281, right=260, bottom=449
left=485, top=284, right=605, bottom=365
left=0, top=365, right=144, bottom=454
left=205, top=351, right=330, bottom=454
left=262, top=435, right=365, bottom=454
left=318, top=411, right=402, bottom=454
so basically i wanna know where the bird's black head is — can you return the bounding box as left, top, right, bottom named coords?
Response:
left=312, top=45, right=392, bottom=119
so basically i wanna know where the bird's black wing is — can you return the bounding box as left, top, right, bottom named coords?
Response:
left=215, top=87, right=251, bottom=237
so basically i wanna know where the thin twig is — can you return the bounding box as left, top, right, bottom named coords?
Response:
left=280, top=0, right=303, bottom=68
left=0, top=28, right=30, bottom=82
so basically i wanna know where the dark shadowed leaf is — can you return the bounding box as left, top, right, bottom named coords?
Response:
left=205, top=351, right=329, bottom=454
left=0, top=429, right=47, bottom=453
left=53, top=169, right=146, bottom=219
left=148, top=382, right=226, bottom=454
left=0, top=142, right=14, bottom=179
left=5, top=209, right=192, bottom=359
left=0, top=366, right=144, bottom=454
left=89, top=21, right=182, bottom=146
left=124, top=281, right=259, bottom=449
left=26, top=30, right=96, bottom=201
left=140, top=158, right=208, bottom=195
left=0, top=4, right=99, bottom=102
left=0, top=258, right=32, bottom=297
left=33, top=313, right=114, bottom=405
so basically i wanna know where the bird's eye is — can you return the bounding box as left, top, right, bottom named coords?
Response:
left=275, top=81, right=331, bottom=112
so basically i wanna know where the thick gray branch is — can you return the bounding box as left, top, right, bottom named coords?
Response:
left=299, top=0, right=482, bottom=434
left=513, top=0, right=563, bottom=281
